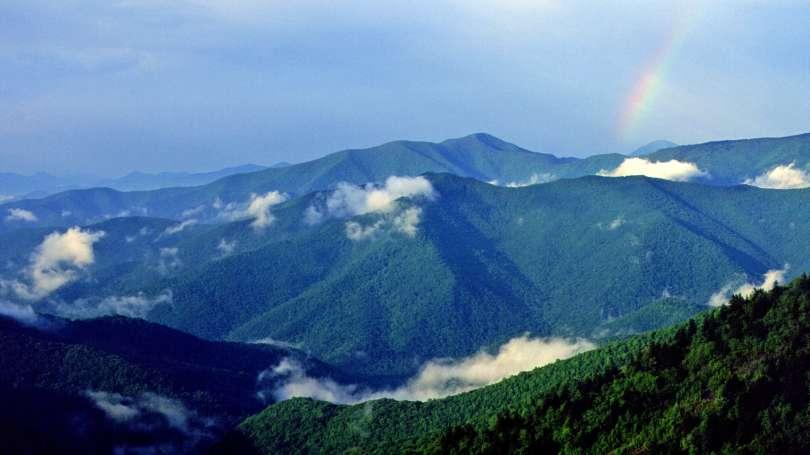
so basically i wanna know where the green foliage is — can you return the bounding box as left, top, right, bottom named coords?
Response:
left=237, top=275, right=810, bottom=454
left=425, top=275, right=810, bottom=454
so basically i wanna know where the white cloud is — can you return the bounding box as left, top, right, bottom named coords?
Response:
left=217, top=238, right=237, bottom=256
left=262, top=335, right=594, bottom=405
left=744, top=162, right=810, bottom=189
left=181, top=205, right=206, bottom=218
left=222, top=191, right=287, bottom=230
left=345, top=220, right=384, bottom=241
left=163, top=219, right=198, bottom=235
left=391, top=207, right=422, bottom=237
left=0, top=301, right=42, bottom=327
left=86, top=390, right=198, bottom=433
left=306, top=176, right=435, bottom=240
left=85, top=390, right=217, bottom=452
left=598, top=157, right=707, bottom=182
left=0, top=195, right=14, bottom=203
left=504, top=173, right=555, bottom=188
left=708, top=266, right=789, bottom=307
left=6, top=208, right=38, bottom=223
left=5, top=227, right=105, bottom=300
left=57, top=291, right=172, bottom=319
left=157, top=247, right=182, bottom=274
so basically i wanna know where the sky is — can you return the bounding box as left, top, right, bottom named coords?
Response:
left=1, top=0, right=808, bottom=176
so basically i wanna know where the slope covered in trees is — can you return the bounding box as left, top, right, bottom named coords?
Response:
left=236, top=275, right=810, bottom=454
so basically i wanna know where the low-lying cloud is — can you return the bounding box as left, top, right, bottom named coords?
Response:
left=163, top=219, right=198, bottom=236
left=56, top=291, right=173, bottom=319
left=505, top=173, right=555, bottom=188
left=260, top=335, right=595, bottom=405
left=744, top=162, right=810, bottom=189
left=305, top=176, right=435, bottom=240
left=598, top=157, right=707, bottom=182
left=708, top=266, right=789, bottom=307
left=5, top=208, right=38, bottom=222
left=86, top=390, right=217, bottom=452
left=220, top=191, right=287, bottom=230
left=0, top=300, right=43, bottom=327
left=3, top=227, right=105, bottom=300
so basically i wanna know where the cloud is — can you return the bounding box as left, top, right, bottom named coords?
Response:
left=504, top=173, right=555, bottom=188
left=306, top=176, right=435, bottom=240
left=598, top=215, right=625, bottom=230
left=163, top=219, right=198, bottom=236
left=261, top=335, right=595, bottom=405
left=345, top=220, right=385, bottom=241
left=708, top=266, right=789, bottom=307
left=181, top=205, right=206, bottom=218
left=0, top=195, right=15, bottom=203
left=221, top=192, right=287, bottom=230
left=0, top=301, right=43, bottom=327
left=216, top=238, right=236, bottom=256
left=157, top=247, right=181, bottom=274
left=85, top=390, right=217, bottom=451
left=56, top=291, right=172, bottom=319
left=5, top=208, right=38, bottom=223
left=744, top=162, right=810, bottom=189
left=4, top=227, right=105, bottom=300
left=598, top=157, right=707, bottom=182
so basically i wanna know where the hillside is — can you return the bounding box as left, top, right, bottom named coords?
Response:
left=234, top=275, right=810, bottom=454
left=0, top=313, right=346, bottom=452
left=5, top=173, right=810, bottom=378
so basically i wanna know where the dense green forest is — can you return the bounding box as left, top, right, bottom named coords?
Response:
left=6, top=173, right=810, bottom=377
left=234, top=275, right=810, bottom=454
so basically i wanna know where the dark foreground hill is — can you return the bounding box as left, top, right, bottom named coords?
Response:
left=0, top=314, right=344, bottom=453
left=232, top=274, right=810, bottom=454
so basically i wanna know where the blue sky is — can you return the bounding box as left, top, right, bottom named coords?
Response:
left=1, top=0, right=808, bottom=176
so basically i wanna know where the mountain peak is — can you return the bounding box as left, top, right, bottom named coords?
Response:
left=630, top=140, right=678, bottom=156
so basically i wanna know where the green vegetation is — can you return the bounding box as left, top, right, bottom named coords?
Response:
left=236, top=275, right=810, bottom=454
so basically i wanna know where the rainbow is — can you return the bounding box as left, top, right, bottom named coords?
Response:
left=617, top=11, right=699, bottom=141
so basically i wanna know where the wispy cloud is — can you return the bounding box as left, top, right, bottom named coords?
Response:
left=56, top=291, right=172, bottom=319
left=708, top=266, right=789, bottom=307
left=5, top=208, right=38, bottom=223
left=598, top=157, right=707, bottom=182
left=744, top=162, right=810, bottom=189
left=163, top=219, right=198, bottom=236
left=260, top=335, right=594, bottom=404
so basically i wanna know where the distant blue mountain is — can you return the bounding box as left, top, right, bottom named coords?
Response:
left=630, top=139, right=678, bottom=156
left=0, top=164, right=267, bottom=199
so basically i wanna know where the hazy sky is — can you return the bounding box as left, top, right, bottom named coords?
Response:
left=1, top=0, right=808, bottom=176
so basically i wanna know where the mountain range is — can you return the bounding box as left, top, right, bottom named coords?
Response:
left=3, top=171, right=810, bottom=378
left=2, top=132, right=810, bottom=233
left=0, top=164, right=267, bottom=200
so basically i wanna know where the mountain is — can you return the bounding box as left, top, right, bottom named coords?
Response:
left=231, top=275, right=810, bottom=454
left=3, top=132, right=810, bottom=233
left=630, top=139, right=677, bottom=156
left=96, top=164, right=268, bottom=191
left=647, top=132, right=810, bottom=185
left=0, top=164, right=266, bottom=200
left=5, top=173, right=810, bottom=378
left=0, top=313, right=346, bottom=452
left=0, top=133, right=612, bottom=231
